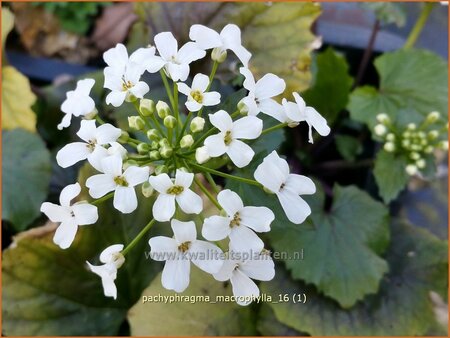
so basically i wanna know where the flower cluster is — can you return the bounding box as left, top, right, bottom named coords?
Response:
left=40, top=24, right=330, bottom=304
left=374, top=112, right=448, bottom=176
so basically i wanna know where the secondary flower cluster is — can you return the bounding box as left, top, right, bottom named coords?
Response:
left=374, top=112, right=448, bottom=176
left=40, top=24, right=330, bottom=305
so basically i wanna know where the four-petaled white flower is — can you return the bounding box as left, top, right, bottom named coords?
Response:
left=213, top=248, right=275, bottom=306
left=86, top=244, right=125, bottom=300
left=239, top=67, right=286, bottom=121
left=154, top=32, right=206, bottom=82
left=281, top=92, right=330, bottom=143
left=40, top=183, right=98, bottom=249
left=86, top=156, right=149, bottom=214
left=58, top=78, right=96, bottom=130
left=103, top=43, right=149, bottom=107
left=189, top=24, right=251, bottom=67
left=177, top=73, right=221, bottom=112
left=202, top=189, right=274, bottom=252
left=204, top=110, right=262, bottom=168
left=56, top=120, right=122, bottom=171
left=149, top=219, right=223, bottom=292
left=254, top=151, right=316, bottom=224
left=149, top=170, right=203, bottom=222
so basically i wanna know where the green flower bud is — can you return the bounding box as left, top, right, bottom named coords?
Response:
left=407, top=123, right=417, bottom=130
left=237, top=99, right=249, bottom=115
left=384, top=142, right=395, bottom=152
left=118, top=130, right=130, bottom=143
left=428, top=130, right=439, bottom=140
left=195, top=146, right=210, bottom=164
left=180, top=134, right=194, bottom=149
left=386, top=133, right=395, bottom=142
left=424, top=145, right=434, bottom=154
left=160, top=146, right=173, bottom=159
left=156, top=101, right=170, bottom=118
left=177, top=166, right=189, bottom=173
left=164, top=115, right=177, bottom=129
left=426, top=111, right=440, bottom=123
left=141, top=181, right=154, bottom=198
left=410, top=152, right=421, bottom=160
left=374, top=124, right=387, bottom=136
left=149, top=150, right=161, bottom=161
left=190, top=116, right=205, bottom=133
left=140, top=99, right=156, bottom=116
left=416, top=159, right=426, bottom=169
left=150, top=141, right=159, bottom=150
left=376, top=113, right=390, bottom=124
left=159, top=138, right=170, bottom=148
left=403, top=131, right=411, bottom=138
left=146, top=129, right=160, bottom=141
left=402, top=139, right=411, bottom=148
left=155, top=164, right=169, bottom=175
left=405, top=164, right=418, bottom=176
left=438, top=140, right=449, bottom=150
left=137, top=143, right=150, bottom=154
left=211, top=47, right=227, bottom=63
left=128, top=116, right=145, bottom=131
left=125, top=93, right=137, bottom=103
left=123, top=160, right=138, bottom=170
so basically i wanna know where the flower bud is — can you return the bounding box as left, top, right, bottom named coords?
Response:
left=125, top=92, right=137, bottom=103
left=438, top=140, right=449, bottom=150
left=180, top=134, right=194, bottom=149
left=237, top=99, right=249, bottom=115
left=160, top=146, right=173, bottom=159
left=407, top=123, right=416, bottom=130
left=410, top=152, right=420, bottom=160
left=141, top=182, right=154, bottom=198
left=211, top=47, right=227, bottom=63
left=118, top=130, right=129, bottom=143
left=374, top=124, right=387, bottom=136
left=149, top=150, right=161, bottom=161
left=384, top=142, right=395, bottom=152
left=416, top=159, right=426, bottom=169
left=424, top=145, right=434, bottom=154
left=123, top=160, right=138, bottom=170
left=288, top=121, right=300, bottom=128
left=128, top=116, right=145, bottom=131
left=190, top=117, right=205, bottom=133
left=156, top=101, right=170, bottom=118
left=428, top=130, right=439, bottom=140
left=426, top=111, right=440, bottom=123
left=195, top=146, right=210, bottom=164
left=150, top=141, right=159, bottom=150
left=159, top=138, right=170, bottom=148
left=164, top=115, right=177, bottom=129
left=386, top=133, right=395, bottom=142
left=137, top=143, right=150, bottom=155
left=155, top=164, right=169, bottom=175
left=402, top=139, right=411, bottom=148
left=140, top=99, right=156, bottom=116
left=147, top=129, right=160, bottom=141
left=177, top=166, right=189, bottom=173
left=403, top=131, right=411, bottom=138
left=405, top=164, right=418, bottom=176
left=376, top=113, right=390, bottom=124
left=84, top=108, right=98, bottom=120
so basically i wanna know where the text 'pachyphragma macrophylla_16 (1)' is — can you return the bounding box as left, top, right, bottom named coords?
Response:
left=40, top=24, right=331, bottom=306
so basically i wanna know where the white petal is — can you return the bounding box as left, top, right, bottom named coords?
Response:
left=86, top=174, right=116, bottom=199
left=103, top=67, right=124, bottom=91
left=101, top=155, right=123, bottom=176
left=176, top=189, right=203, bottom=214
left=232, top=116, right=262, bottom=140
left=191, top=73, right=209, bottom=92
left=149, top=236, right=177, bottom=261
left=253, top=151, right=289, bottom=192
left=177, top=82, right=191, bottom=96
left=202, top=91, right=221, bottom=106
left=220, top=24, right=243, bottom=47
left=101, top=274, right=118, bottom=299
left=113, top=186, right=137, bottom=214
left=87, top=263, right=118, bottom=299
left=213, top=259, right=238, bottom=281
left=277, top=190, right=311, bottom=224
left=152, top=194, right=176, bottom=222
left=106, top=91, right=127, bottom=107
left=217, top=189, right=243, bottom=216
left=130, top=81, right=150, bottom=99
left=305, top=106, right=331, bottom=142
left=240, top=255, right=275, bottom=281
left=202, top=215, right=231, bottom=241
left=282, top=99, right=301, bottom=123
left=185, top=100, right=203, bottom=112
left=209, top=110, right=233, bottom=131
left=239, top=67, right=256, bottom=91
left=230, top=269, right=260, bottom=306
left=40, top=203, right=70, bottom=223
left=204, top=133, right=227, bottom=157
left=130, top=47, right=165, bottom=73
left=229, top=226, right=264, bottom=253
left=171, top=219, right=197, bottom=244
left=100, top=244, right=124, bottom=263
left=59, top=182, right=81, bottom=207
left=240, top=206, right=274, bottom=232
left=76, top=78, right=95, bottom=96
left=74, top=95, right=95, bottom=117
left=227, top=140, right=254, bottom=168
left=87, top=146, right=109, bottom=172
left=57, top=113, right=72, bottom=130
left=227, top=44, right=251, bottom=67
left=240, top=95, right=259, bottom=116
left=189, top=24, right=222, bottom=49
left=177, top=41, right=206, bottom=64
left=167, top=63, right=190, bottom=82
left=154, top=32, right=178, bottom=60
left=72, top=203, right=98, bottom=225
left=56, top=142, right=90, bottom=168
left=108, top=142, right=127, bottom=159
left=259, top=99, right=286, bottom=122
left=149, top=174, right=173, bottom=193
left=174, top=170, right=194, bottom=188
left=103, top=43, right=129, bottom=71
left=161, top=258, right=191, bottom=293
left=255, top=73, right=286, bottom=100
left=53, top=220, right=78, bottom=249
left=292, top=92, right=307, bottom=112
left=77, top=119, right=97, bottom=142
left=123, top=165, right=149, bottom=187
left=285, top=174, right=316, bottom=195
left=190, top=240, right=223, bottom=274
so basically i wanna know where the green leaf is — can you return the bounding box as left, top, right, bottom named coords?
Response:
left=128, top=268, right=256, bottom=335
left=257, top=304, right=306, bottom=336
left=268, top=184, right=390, bottom=308
left=348, top=49, right=448, bottom=129
left=2, top=129, right=51, bottom=230
left=373, top=150, right=409, bottom=203
left=2, top=66, right=37, bottom=132
left=262, top=219, right=448, bottom=335
left=335, top=134, right=363, bottom=162
left=2, top=164, right=161, bottom=335
left=303, top=48, right=353, bottom=124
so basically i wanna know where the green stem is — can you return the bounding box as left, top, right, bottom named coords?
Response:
left=198, top=61, right=219, bottom=117
left=173, top=83, right=182, bottom=131
left=121, top=219, right=156, bottom=256
left=91, top=192, right=114, bottom=206
left=403, top=3, right=434, bottom=49
left=95, top=115, right=106, bottom=125
left=205, top=172, right=220, bottom=194
left=188, top=161, right=261, bottom=187
left=150, top=114, right=166, bottom=137
left=261, top=122, right=288, bottom=135
left=176, top=111, right=193, bottom=145
left=160, top=70, right=175, bottom=108
left=194, top=176, right=222, bottom=210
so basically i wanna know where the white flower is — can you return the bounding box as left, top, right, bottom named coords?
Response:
left=149, top=170, right=203, bottom=222
left=254, top=151, right=315, bottom=224
left=177, top=73, right=221, bottom=112
left=86, top=244, right=125, bottom=299
left=154, top=31, right=206, bottom=81
left=213, top=248, right=274, bottom=306
left=58, top=78, right=96, bottom=130
left=202, top=189, right=274, bottom=252
left=281, top=92, right=330, bottom=143
left=86, top=156, right=149, bottom=214
left=128, top=46, right=166, bottom=74
left=239, top=67, right=286, bottom=121
left=189, top=24, right=251, bottom=67
left=106, top=142, right=127, bottom=160
left=56, top=120, right=121, bottom=171
left=40, top=183, right=98, bottom=249
left=149, top=219, right=223, bottom=292
left=204, top=110, right=262, bottom=168
left=103, top=43, right=149, bottom=107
